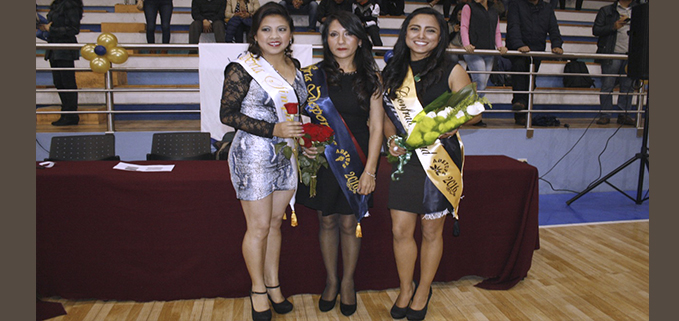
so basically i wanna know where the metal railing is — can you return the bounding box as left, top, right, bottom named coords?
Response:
left=36, top=43, right=647, bottom=135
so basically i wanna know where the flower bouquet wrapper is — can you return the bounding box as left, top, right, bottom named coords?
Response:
left=387, top=83, right=490, bottom=180
left=404, top=83, right=490, bottom=149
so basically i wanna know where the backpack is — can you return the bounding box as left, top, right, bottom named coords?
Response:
left=563, top=59, right=595, bottom=88
left=490, top=56, right=512, bottom=87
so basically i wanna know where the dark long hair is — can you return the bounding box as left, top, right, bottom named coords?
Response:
left=382, top=7, right=451, bottom=99
left=320, top=11, right=381, bottom=111
left=247, top=2, right=295, bottom=59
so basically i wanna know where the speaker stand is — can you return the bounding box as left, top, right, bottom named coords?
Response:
left=566, top=87, right=649, bottom=205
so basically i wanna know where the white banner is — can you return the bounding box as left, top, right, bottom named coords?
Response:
left=198, top=43, right=313, bottom=141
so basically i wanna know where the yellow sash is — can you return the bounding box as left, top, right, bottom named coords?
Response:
left=390, top=68, right=465, bottom=218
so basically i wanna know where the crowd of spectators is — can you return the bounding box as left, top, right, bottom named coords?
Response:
left=38, top=0, right=647, bottom=127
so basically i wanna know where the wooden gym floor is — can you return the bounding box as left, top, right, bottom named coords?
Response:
left=40, top=221, right=649, bottom=321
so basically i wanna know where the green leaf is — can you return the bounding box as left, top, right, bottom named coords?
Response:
left=301, top=172, right=311, bottom=185
left=282, top=146, right=292, bottom=159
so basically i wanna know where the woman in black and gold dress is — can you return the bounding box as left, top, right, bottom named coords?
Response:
left=381, top=7, right=481, bottom=321
left=297, top=11, right=384, bottom=317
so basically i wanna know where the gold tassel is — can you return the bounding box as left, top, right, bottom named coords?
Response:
left=283, top=212, right=287, bottom=220
left=291, top=211, right=298, bottom=227
left=355, top=222, right=362, bottom=238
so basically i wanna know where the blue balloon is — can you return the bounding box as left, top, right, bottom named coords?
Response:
left=94, top=45, right=107, bottom=56
left=384, top=50, right=394, bottom=64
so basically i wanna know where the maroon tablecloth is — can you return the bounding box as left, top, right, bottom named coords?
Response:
left=36, top=155, right=539, bottom=301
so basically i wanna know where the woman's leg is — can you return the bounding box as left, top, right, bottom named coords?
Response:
left=262, top=189, right=295, bottom=304
left=241, top=194, right=275, bottom=312
left=339, top=214, right=360, bottom=305
left=391, top=209, right=418, bottom=308
left=143, top=3, right=158, bottom=44
left=159, top=1, right=173, bottom=44
left=478, top=55, right=495, bottom=97
left=318, top=212, right=340, bottom=301
left=50, top=59, right=79, bottom=124
left=410, top=215, right=446, bottom=310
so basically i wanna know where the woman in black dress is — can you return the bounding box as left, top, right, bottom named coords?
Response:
left=297, top=11, right=384, bottom=317
left=43, top=0, right=83, bottom=126
left=381, top=7, right=480, bottom=321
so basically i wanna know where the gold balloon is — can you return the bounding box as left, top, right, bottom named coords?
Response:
left=97, top=32, right=118, bottom=50
left=90, top=57, right=111, bottom=74
left=80, top=44, right=97, bottom=60
left=106, top=47, right=129, bottom=64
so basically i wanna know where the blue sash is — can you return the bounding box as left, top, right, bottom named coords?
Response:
left=301, top=64, right=370, bottom=221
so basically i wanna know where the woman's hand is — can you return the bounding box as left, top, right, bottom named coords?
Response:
left=497, top=46, right=508, bottom=55
left=464, top=44, right=475, bottom=53
left=388, top=139, right=406, bottom=157
left=301, top=146, right=318, bottom=159
left=357, top=171, right=376, bottom=195
left=273, top=121, right=303, bottom=138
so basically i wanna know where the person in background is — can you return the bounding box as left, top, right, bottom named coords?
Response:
left=279, top=0, right=319, bottom=32
left=352, top=0, right=384, bottom=47
left=428, top=0, right=454, bottom=20
left=36, top=4, right=50, bottom=41
left=141, top=0, right=174, bottom=47
left=317, top=0, right=353, bottom=33
left=190, top=0, right=226, bottom=45
left=381, top=0, right=405, bottom=16
left=219, top=2, right=306, bottom=320
left=225, top=0, right=260, bottom=43
left=447, top=3, right=465, bottom=50
left=552, top=0, right=583, bottom=11
left=459, top=0, right=507, bottom=127
left=43, top=0, right=83, bottom=126
left=592, top=0, right=640, bottom=125
left=381, top=7, right=480, bottom=321
left=505, top=0, right=563, bottom=126
left=297, top=10, right=384, bottom=317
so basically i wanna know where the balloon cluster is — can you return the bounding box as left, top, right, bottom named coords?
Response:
left=80, top=33, right=129, bottom=73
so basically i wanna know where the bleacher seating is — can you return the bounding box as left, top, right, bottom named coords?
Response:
left=37, top=0, right=631, bottom=119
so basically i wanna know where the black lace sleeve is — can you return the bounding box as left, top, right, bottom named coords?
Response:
left=220, top=63, right=275, bottom=138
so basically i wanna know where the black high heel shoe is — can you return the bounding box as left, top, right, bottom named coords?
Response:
left=319, top=278, right=340, bottom=312
left=339, top=291, right=357, bottom=316
left=390, top=281, right=418, bottom=319
left=318, top=286, right=339, bottom=312
left=249, top=290, right=272, bottom=321
left=405, top=286, right=432, bottom=321
left=265, top=284, right=293, bottom=314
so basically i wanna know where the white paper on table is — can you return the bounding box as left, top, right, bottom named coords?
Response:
left=113, top=162, right=175, bottom=172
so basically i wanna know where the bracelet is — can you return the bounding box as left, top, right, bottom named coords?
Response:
left=364, top=171, right=376, bottom=179
left=386, top=135, right=398, bottom=147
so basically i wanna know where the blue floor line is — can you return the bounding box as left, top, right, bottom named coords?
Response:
left=538, top=190, right=649, bottom=226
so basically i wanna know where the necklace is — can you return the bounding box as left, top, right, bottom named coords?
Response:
left=340, top=70, right=357, bottom=75
left=414, top=74, right=421, bottom=82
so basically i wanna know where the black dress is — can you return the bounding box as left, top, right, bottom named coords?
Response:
left=387, top=58, right=464, bottom=215
left=296, top=72, right=374, bottom=215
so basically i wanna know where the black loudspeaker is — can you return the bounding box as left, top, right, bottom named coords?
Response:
left=627, top=2, right=649, bottom=80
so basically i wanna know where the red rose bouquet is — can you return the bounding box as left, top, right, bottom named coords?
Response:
left=298, top=123, right=335, bottom=197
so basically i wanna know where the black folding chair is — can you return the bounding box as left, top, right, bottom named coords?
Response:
left=47, top=134, right=120, bottom=161
left=146, top=132, right=214, bottom=161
